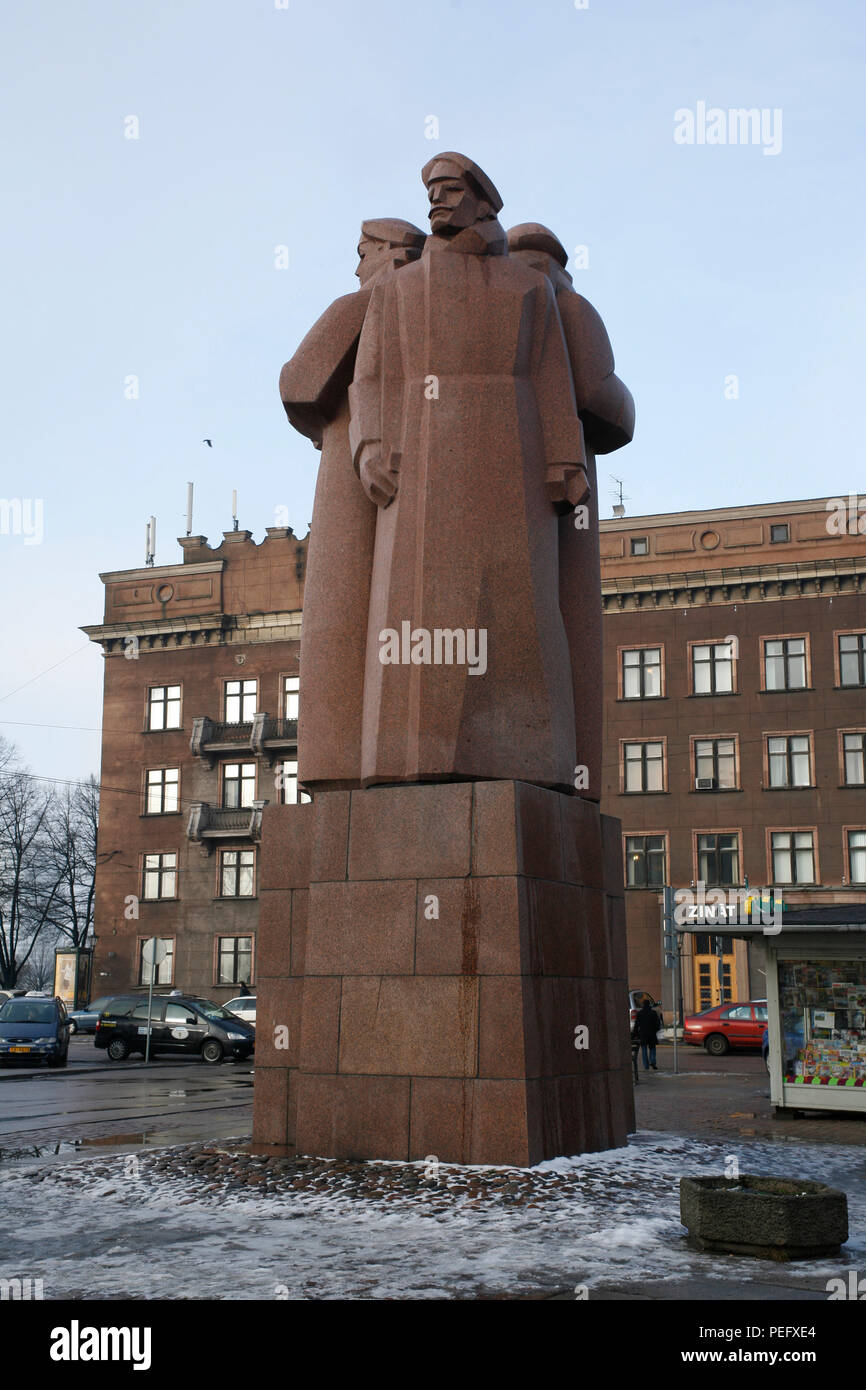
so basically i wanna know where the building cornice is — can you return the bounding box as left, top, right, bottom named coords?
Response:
left=602, top=555, right=866, bottom=612
left=98, top=561, right=225, bottom=584
left=81, top=609, right=303, bottom=653
left=599, top=496, right=850, bottom=531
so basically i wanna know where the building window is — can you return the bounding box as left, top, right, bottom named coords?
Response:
left=276, top=758, right=311, bottom=805
left=771, top=831, right=815, bottom=885
left=848, top=831, right=866, bottom=885
left=630, top=536, right=648, bottom=556
left=770, top=523, right=790, bottom=544
left=222, top=762, right=256, bottom=809
left=220, top=848, right=255, bottom=898
left=694, top=738, right=737, bottom=789
left=225, top=679, right=257, bottom=724
left=839, top=633, right=866, bottom=688
left=763, top=637, right=807, bottom=691
left=145, top=767, right=179, bottom=814
left=767, top=735, right=811, bottom=788
left=697, top=833, right=739, bottom=887
left=843, top=732, right=866, bottom=786
left=692, top=641, right=734, bottom=694
left=625, top=835, right=666, bottom=888
left=142, top=852, right=177, bottom=900
left=138, top=937, right=174, bottom=986
left=283, top=675, right=300, bottom=721
left=622, top=647, right=662, bottom=699
left=623, top=741, right=664, bottom=792
left=217, top=936, right=253, bottom=985
left=147, top=685, right=181, bottom=731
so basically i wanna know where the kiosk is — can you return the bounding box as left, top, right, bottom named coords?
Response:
left=764, top=907, right=866, bottom=1116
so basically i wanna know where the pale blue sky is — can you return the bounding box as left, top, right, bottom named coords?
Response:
left=1, top=0, right=864, bottom=780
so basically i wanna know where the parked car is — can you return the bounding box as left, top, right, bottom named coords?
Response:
left=224, top=995, right=256, bottom=1026
left=0, top=995, right=70, bottom=1067
left=629, top=989, right=663, bottom=1032
left=67, top=996, right=118, bottom=1035
left=683, top=1000, right=768, bottom=1055
left=94, top=994, right=255, bottom=1064
left=0, top=989, right=26, bottom=1004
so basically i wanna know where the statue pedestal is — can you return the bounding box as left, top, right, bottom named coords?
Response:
left=252, top=781, right=633, bottom=1166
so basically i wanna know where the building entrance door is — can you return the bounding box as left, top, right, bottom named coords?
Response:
left=693, top=933, right=735, bottom=1010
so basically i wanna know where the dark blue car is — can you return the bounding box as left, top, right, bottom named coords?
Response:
left=67, top=995, right=116, bottom=1034
left=762, top=1026, right=770, bottom=1070
left=0, top=995, right=70, bottom=1067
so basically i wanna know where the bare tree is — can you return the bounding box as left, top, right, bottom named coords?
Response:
left=16, top=929, right=62, bottom=991
left=0, top=746, right=66, bottom=988
left=44, top=775, right=99, bottom=950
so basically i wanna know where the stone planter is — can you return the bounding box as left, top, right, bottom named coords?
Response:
left=680, top=1174, right=848, bottom=1261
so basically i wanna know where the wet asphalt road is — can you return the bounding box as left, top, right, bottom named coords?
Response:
left=0, top=1036, right=765, bottom=1164
left=0, top=1035, right=253, bottom=1161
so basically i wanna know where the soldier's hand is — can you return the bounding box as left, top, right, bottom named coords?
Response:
left=359, top=445, right=400, bottom=508
left=547, top=464, right=591, bottom=513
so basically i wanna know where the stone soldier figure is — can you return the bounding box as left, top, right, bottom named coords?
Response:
left=347, top=153, right=590, bottom=790
left=279, top=218, right=425, bottom=790
left=507, top=223, right=635, bottom=800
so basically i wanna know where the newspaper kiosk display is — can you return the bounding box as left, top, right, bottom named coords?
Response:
left=778, top=958, right=866, bottom=1090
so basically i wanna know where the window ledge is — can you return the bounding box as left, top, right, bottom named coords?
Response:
left=213, top=896, right=258, bottom=903
left=687, top=692, right=740, bottom=698
left=620, top=790, right=669, bottom=796
left=763, top=785, right=815, bottom=792
left=140, top=812, right=182, bottom=818
left=690, top=787, right=742, bottom=793
left=757, top=688, right=814, bottom=695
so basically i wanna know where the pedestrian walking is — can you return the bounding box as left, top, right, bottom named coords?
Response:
left=634, top=999, right=661, bottom=1071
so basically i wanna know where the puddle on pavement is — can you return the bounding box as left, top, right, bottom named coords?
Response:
left=0, top=1130, right=184, bottom=1166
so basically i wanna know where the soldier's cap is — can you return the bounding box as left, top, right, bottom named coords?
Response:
left=360, top=218, right=426, bottom=248
left=421, top=152, right=503, bottom=214
left=506, top=223, right=568, bottom=267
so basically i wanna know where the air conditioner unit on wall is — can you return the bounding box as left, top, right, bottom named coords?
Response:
left=695, top=777, right=715, bottom=790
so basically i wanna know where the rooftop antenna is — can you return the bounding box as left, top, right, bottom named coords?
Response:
left=231, top=489, right=239, bottom=532
left=185, top=482, right=194, bottom=537
left=145, top=515, right=156, bottom=566
left=610, top=476, right=629, bottom=519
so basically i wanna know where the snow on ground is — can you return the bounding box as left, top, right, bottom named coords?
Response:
left=1, top=1132, right=864, bottom=1300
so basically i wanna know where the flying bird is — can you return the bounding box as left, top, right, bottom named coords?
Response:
left=202, top=438, right=213, bottom=447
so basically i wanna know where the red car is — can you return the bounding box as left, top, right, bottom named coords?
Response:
left=683, top=1000, right=768, bottom=1055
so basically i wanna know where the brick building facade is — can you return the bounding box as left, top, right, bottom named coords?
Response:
left=600, top=496, right=866, bottom=1015
left=83, top=527, right=308, bottom=1002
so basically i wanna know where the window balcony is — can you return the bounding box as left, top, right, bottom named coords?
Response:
left=190, top=713, right=298, bottom=767
left=187, top=799, right=267, bottom=852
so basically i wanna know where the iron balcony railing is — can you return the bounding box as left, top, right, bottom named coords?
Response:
left=190, top=713, right=298, bottom=765
left=186, top=800, right=268, bottom=852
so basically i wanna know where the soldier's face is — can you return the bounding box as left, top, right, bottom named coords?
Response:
left=427, top=176, right=487, bottom=233
left=356, top=236, right=393, bottom=284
